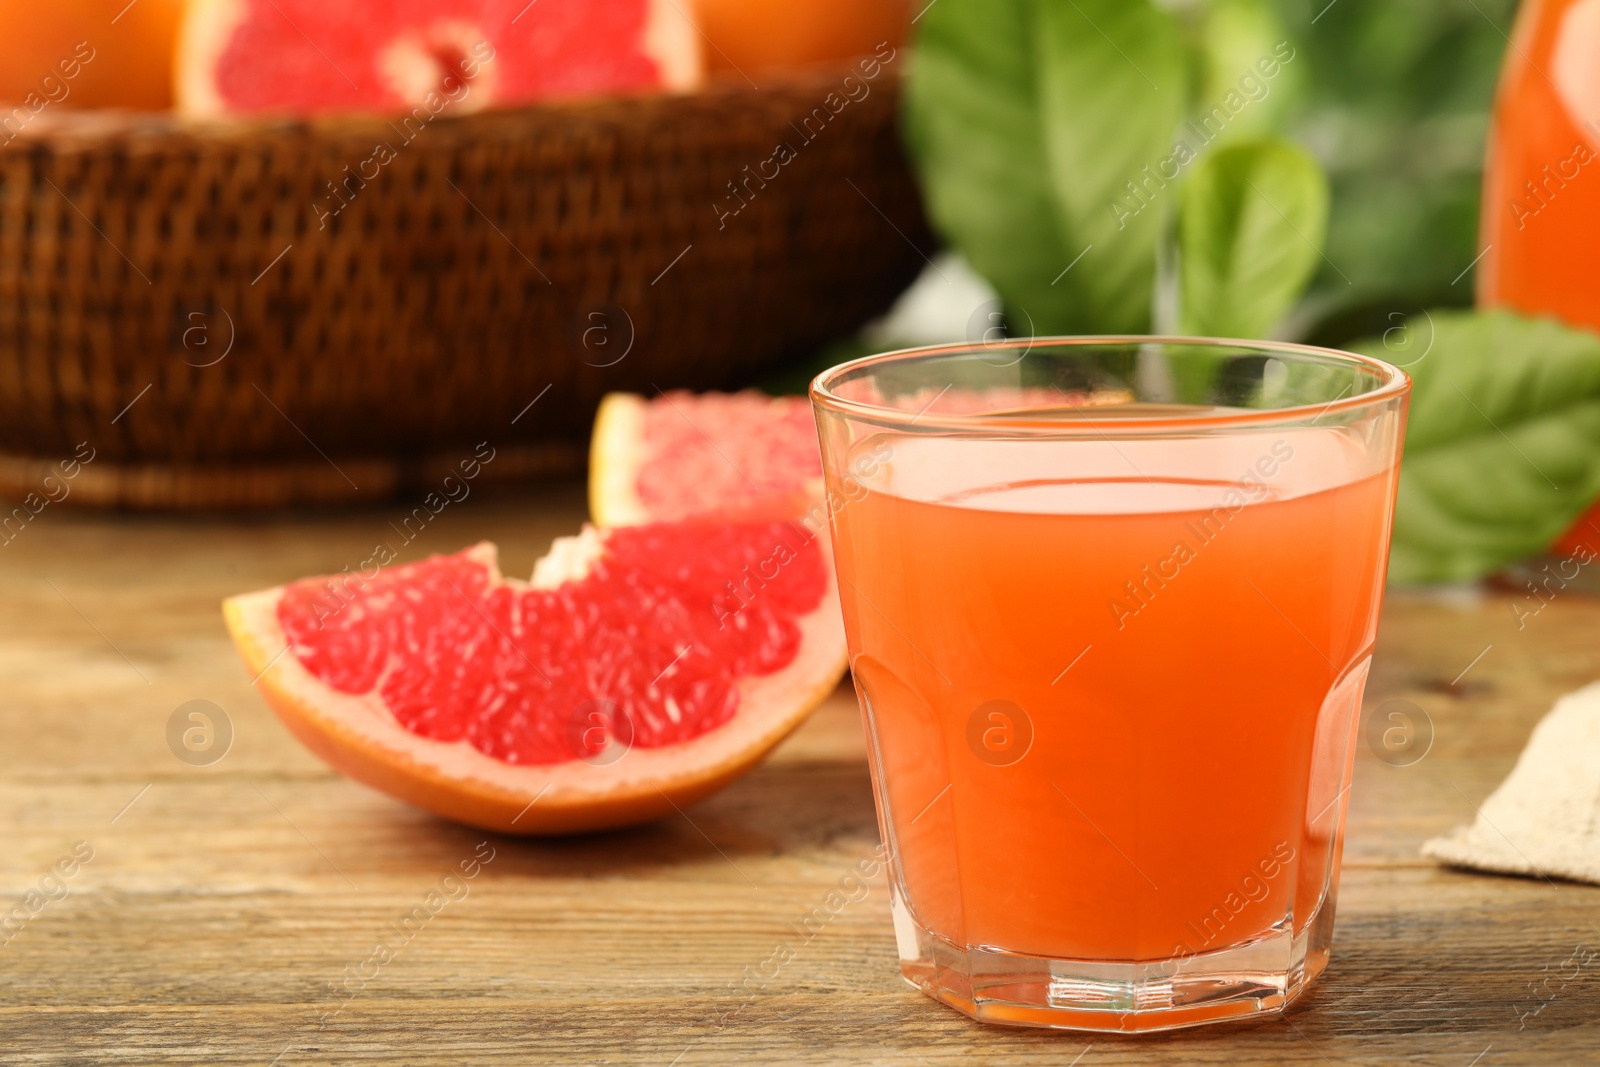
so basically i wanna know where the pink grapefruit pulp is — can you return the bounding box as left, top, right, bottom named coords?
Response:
left=589, top=391, right=824, bottom=527
left=225, top=520, right=846, bottom=834
left=176, top=0, right=701, bottom=117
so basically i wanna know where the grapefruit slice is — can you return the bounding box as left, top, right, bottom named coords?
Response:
left=224, top=520, right=846, bottom=834
left=590, top=391, right=825, bottom=527
left=587, top=387, right=1130, bottom=526
left=177, top=0, right=701, bottom=118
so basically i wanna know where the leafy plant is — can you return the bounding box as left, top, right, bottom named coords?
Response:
left=1273, top=0, right=1516, bottom=310
left=1177, top=139, right=1328, bottom=339
left=1348, top=311, right=1600, bottom=583
left=906, top=0, right=1328, bottom=339
left=1188, top=0, right=1304, bottom=146
left=905, top=0, right=1186, bottom=335
left=902, top=0, right=1600, bottom=583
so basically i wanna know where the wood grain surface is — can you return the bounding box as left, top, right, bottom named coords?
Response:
left=2, top=482, right=1597, bottom=1065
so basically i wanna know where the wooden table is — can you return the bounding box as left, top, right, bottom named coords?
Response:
left=4, top=482, right=1597, bottom=1065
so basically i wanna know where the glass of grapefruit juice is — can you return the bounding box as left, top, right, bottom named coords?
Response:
left=811, top=337, right=1409, bottom=1032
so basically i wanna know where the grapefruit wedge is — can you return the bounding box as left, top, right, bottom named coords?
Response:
left=225, top=520, right=846, bottom=834
left=177, top=0, right=701, bottom=117
left=590, top=391, right=825, bottom=527
left=587, top=387, right=1129, bottom=525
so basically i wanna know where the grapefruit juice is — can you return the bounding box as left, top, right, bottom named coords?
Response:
left=830, top=431, right=1397, bottom=966
left=814, top=337, right=1409, bottom=1032
left=1479, top=0, right=1600, bottom=328
left=1478, top=0, right=1600, bottom=553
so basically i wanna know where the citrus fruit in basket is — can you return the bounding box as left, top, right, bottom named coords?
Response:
left=226, top=396, right=847, bottom=834
left=590, top=391, right=824, bottom=527
left=0, top=0, right=185, bottom=111
left=177, top=0, right=701, bottom=117
left=691, top=0, right=911, bottom=75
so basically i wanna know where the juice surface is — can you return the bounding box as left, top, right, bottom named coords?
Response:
left=831, top=431, right=1397, bottom=962
left=1480, top=0, right=1600, bottom=329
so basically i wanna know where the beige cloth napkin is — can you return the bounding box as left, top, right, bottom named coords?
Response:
left=1423, top=681, right=1600, bottom=885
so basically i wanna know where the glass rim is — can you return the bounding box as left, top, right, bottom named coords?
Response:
left=809, top=334, right=1412, bottom=434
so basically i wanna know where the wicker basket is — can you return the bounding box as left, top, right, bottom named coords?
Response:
left=0, top=66, right=931, bottom=509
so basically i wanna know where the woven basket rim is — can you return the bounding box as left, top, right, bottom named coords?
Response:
left=2, top=59, right=902, bottom=147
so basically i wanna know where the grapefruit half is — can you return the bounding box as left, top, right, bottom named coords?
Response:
left=225, top=520, right=846, bottom=834
left=176, top=0, right=701, bottom=117
left=590, top=391, right=824, bottom=526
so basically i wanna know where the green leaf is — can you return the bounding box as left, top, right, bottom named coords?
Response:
left=1189, top=0, right=1303, bottom=146
left=1346, top=310, right=1600, bottom=584
left=903, top=0, right=1062, bottom=331
left=1031, top=1, right=1188, bottom=333
left=1177, top=138, right=1329, bottom=340
left=905, top=0, right=1186, bottom=334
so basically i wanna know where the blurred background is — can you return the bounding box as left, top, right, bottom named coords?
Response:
left=0, top=0, right=1594, bottom=585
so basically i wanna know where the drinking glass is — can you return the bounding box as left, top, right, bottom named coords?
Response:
left=810, top=337, right=1409, bottom=1032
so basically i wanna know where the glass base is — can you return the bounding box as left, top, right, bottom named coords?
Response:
left=891, top=890, right=1332, bottom=1033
